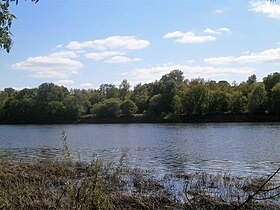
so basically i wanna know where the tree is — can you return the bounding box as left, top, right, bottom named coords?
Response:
left=148, top=94, right=162, bottom=115
left=183, top=84, right=209, bottom=115
left=229, top=91, right=247, bottom=113
left=159, top=70, right=184, bottom=113
left=99, top=84, right=119, bottom=99
left=171, top=95, right=183, bottom=118
left=246, top=74, right=257, bottom=84
left=130, top=83, right=149, bottom=113
left=159, top=69, right=184, bottom=84
left=247, top=84, right=267, bottom=113
left=119, top=79, right=131, bottom=100
left=0, top=0, right=39, bottom=52
left=270, top=82, right=280, bottom=114
left=208, top=90, right=230, bottom=114
left=263, top=72, right=280, bottom=96
left=120, top=100, right=138, bottom=117
left=91, top=98, right=122, bottom=118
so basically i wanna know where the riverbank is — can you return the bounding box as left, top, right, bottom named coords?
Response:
left=79, top=113, right=280, bottom=124
left=1, top=159, right=279, bottom=210
left=1, top=113, right=280, bottom=124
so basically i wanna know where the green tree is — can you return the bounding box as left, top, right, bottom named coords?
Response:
left=63, top=95, right=79, bottom=120
left=247, top=84, right=267, bottom=113
left=183, top=84, right=209, bottom=114
left=130, top=83, right=149, bottom=113
left=46, top=101, right=65, bottom=121
left=171, top=95, right=183, bottom=119
left=2, top=88, right=37, bottom=122
left=0, top=90, right=9, bottom=119
left=71, top=89, right=91, bottom=115
left=160, top=69, right=184, bottom=84
left=120, top=100, right=138, bottom=117
left=159, top=70, right=184, bottom=113
left=148, top=94, right=162, bottom=115
left=208, top=90, right=229, bottom=114
left=119, top=79, right=131, bottom=100
left=88, top=90, right=104, bottom=105
left=263, top=72, right=280, bottom=96
left=270, top=82, right=280, bottom=114
left=35, top=83, right=69, bottom=122
left=91, top=98, right=122, bottom=118
left=229, top=91, right=247, bottom=113
left=99, top=84, right=119, bottom=99
left=246, top=74, right=257, bottom=84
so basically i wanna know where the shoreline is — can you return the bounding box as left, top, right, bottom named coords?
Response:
left=1, top=113, right=280, bottom=125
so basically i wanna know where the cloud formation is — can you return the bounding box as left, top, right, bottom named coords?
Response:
left=163, top=27, right=229, bottom=44
left=204, top=47, right=280, bottom=65
left=131, top=64, right=253, bottom=84
left=214, top=9, right=224, bottom=14
left=11, top=51, right=83, bottom=78
left=163, top=31, right=216, bottom=44
left=84, top=51, right=125, bottom=60
left=55, top=80, right=74, bottom=86
left=80, top=83, right=97, bottom=89
left=105, top=56, right=141, bottom=64
left=250, top=1, right=280, bottom=19
left=204, top=27, right=230, bottom=34
left=67, top=36, right=150, bottom=50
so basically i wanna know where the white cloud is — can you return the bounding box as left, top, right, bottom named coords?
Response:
left=163, top=31, right=216, bottom=44
left=80, top=83, right=96, bottom=89
left=204, top=47, right=280, bottom=65
left=215, top=9, right=224, bottom=14
left=204, top=28, right=220, bottom=34
left=105, top=56, right=141, bottom=64
left=49, top=50, right=79, bottom=59
left=53, top=44, right=63, bottom=51
left=250, top=1, right=280, bottom=19
left=219, top=27, right=230, bottom=33
left=163, top=31, right=184, bottom=39
left=55, top=80, right=74, bottom=87
left=131, top=64, right=253, bottom=84
left=67, top=36, right=150, bottom=51
left=204, top=56, right=235, bottom=65
left=204, top=27, right=230, bottom=34
left=84, top=51, right=125, bottom=60
left=187, top=59, right=195, bottom=64
left=11, top=51, right=84, bottom=78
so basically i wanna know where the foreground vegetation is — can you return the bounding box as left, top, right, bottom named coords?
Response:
left=1, top=71, right=280, bottom=123
left=1, top=159, right=280, bottom=209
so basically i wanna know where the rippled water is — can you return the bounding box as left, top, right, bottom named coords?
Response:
left=0, top=123, right=279, bottom=176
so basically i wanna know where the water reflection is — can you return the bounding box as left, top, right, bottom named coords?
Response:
left=0, top=123, right=279, bottom=176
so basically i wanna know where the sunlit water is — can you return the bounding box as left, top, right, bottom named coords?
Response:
left=0, top=123, right=279, bottom=176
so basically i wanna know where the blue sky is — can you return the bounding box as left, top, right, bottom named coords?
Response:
left=1, top=0, right=280, bottom=89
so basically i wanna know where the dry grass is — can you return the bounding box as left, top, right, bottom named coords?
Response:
left=0, top=159, right=279, bottom=210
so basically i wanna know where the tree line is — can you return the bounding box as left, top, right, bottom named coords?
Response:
left=1, top=70, right=280, bottom=123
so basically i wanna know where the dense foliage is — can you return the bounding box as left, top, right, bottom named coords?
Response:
left=1, top=70, right=280, bottom=123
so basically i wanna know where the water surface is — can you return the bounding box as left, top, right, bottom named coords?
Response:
left=0, top=123, right=279, bottom=176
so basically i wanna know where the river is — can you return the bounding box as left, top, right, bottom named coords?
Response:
left=0, top=123, right=279, bottom=176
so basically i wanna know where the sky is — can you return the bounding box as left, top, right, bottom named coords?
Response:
left=1, top=0, right=280, bottom=90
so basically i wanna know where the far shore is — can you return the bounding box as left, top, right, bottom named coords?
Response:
left=1, top=113, right=280, bottom=125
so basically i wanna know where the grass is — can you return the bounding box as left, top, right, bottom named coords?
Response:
left=0, top=159, right=279, bottom=209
